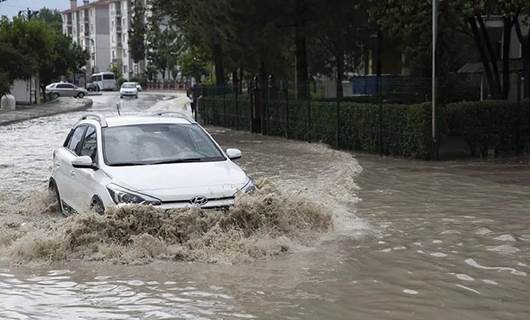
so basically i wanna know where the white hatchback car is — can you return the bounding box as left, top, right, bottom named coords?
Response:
left=49, top=113, right=254, bottom=215
left=120, top=82, right=138, bottom=99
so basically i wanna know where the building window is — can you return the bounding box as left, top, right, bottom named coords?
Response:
left=112, top=50, right=115, bottom=59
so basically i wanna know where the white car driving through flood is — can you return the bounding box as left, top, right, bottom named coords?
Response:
left=49, top=113, right=254, bottom=215
left=120, top=82, right=139, bottom=99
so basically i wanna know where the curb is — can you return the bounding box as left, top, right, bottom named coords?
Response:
left=0, top=98, right=93, bottom=127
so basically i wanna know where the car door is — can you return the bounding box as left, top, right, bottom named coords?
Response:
left=63, top=83, right=75, bottom=97
left=54, top=125, right=87, bottom=212
left=72, top=125, right=100, bottom=212
left=54, top=84, right=67, bottom=96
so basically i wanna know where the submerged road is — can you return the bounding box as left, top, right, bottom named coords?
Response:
left=0, top=92, right=528, bottom=319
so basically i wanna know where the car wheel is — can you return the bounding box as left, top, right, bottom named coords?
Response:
left=90, top=197, right=105, bottom=215
left=120, top=95, right=123, bottom=99
left=52, top=93, right=60, bottom=100
left=49, top=180, right=65, bottom=216
left=78, top=92, right=85, bottom=98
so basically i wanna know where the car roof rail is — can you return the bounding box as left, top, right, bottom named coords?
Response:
left=79, top=113, right=108, bottom=127
left=149, top=111, right=195, bottom=123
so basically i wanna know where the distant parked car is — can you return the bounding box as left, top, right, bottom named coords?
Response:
left=46, top=82, right=88, bottom=99
left=86, top=82, right=100, bottom=92
left=120, top=82, right=138, bottom=99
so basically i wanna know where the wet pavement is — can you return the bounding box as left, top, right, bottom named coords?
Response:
left=0, top=92, right=529, bottom=319
left=0, top=97, right=93, bottom=126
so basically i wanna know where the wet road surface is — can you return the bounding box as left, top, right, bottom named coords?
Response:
left=0, top=93, right=529, bottom=319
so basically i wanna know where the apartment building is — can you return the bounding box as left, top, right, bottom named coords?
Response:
left=62, top=0, right=149, bottom=80
left=62, top=0, right=111, bottom=74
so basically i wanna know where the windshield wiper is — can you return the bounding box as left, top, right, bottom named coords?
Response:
left=110, top=162, right=150, bottom=167
left=150, top=158, right=204, bottom=165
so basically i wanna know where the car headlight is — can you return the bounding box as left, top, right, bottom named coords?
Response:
left=240, top=178, right=256, bottom=194
left=106, top=184, right=162, bottom=205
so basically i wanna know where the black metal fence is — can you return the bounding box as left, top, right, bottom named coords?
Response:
left=196, top=78, right=442, bottom=159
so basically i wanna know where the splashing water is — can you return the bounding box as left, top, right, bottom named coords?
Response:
left=2, top=181, right=332, bottom=264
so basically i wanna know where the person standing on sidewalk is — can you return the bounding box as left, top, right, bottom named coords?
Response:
left=189, top=81, right=200, bottom=116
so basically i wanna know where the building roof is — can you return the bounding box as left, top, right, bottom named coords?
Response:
left=61, top=0, right=113, bottom=14
left=458, top=59, right=524, bottom=74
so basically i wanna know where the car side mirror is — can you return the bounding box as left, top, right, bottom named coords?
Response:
left=72, top=156, right=97, bottom=169
left=226, top=148, right=242, bottom=160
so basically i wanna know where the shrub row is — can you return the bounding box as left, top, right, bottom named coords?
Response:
left=200, top=95, right=530, bottom=159
left=445, top=100, right=530, bottom=157
left=200, top=96, right=436, bottom=159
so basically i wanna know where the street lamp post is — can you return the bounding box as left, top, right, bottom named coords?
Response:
left=432, top=0, right=438, bottom=159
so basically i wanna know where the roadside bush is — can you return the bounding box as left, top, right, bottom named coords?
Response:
left=201, top=95, right=438, bottom=159
left=445, top=100, right=530, bottom=157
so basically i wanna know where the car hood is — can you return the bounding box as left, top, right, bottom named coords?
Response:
left=104, top=161, right=248, bottom=202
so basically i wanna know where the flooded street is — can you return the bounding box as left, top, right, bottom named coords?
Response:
left=0, top=93, right=529, bottom=319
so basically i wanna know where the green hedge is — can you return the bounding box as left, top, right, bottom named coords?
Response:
left=200, top=95, right=437, bottom=159
left=445, top=100, right=530, bottom=157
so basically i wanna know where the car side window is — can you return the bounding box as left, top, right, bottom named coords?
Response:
left=68, top=126, right=87, bottom=155
left=57, top=84, right=67, bottom=89
left=79, top=126, right=98, bottom=162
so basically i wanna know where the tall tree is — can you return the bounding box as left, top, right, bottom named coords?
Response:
left=34, top=8, right=63, bottom=33
left=128, top=0, right=146, bottom=64
left=514, top=10, right=530, bottom=98
left=146, top=11, right=182, bottom=81
left=308, top=0, right=371, bottom=98
left=39, top=33, right=88, bottom=100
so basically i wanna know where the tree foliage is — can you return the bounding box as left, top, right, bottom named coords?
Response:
left=129, top=0, right=146, bottom=64
left=146, top=5, right=183, bottom=81
left=0, top=14, right=88, bottom=100
left=150, top=0, right=529, bottom=100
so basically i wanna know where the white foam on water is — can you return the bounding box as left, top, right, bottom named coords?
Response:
left=465, top=258, right=527, bottom=276
left=455, top=284, right=481, bottom=295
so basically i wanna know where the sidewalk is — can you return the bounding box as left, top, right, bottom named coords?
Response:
left=0, top=97, right=93, bottom=126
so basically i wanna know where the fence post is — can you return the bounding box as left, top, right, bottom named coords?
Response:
left=306, top=87, right=312, bottom=143
left=234, top=86, right=240, bottom=130
left=212, top=86, right=217, bottom=125
left=285, top=81, right=289, bottom=138
left=336, top=95, right=341, bottom=148
left=376, top=30, right=383, bottom=157
left=250, top=83, right=256, bottom=133
left=223, top=85, right=227, bottom=127
left=517, top=73, right=522, bottom=155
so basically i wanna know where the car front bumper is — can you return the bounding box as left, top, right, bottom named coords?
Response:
left=115, top=198, right=235, bottom=211
left=120, top=91, right=137, bottom=96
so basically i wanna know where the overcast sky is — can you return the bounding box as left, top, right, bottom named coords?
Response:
left=0, top=0, right=76, bottom=18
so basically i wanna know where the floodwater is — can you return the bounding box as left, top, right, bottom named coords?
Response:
left=0, top=93, right=529, bottom=319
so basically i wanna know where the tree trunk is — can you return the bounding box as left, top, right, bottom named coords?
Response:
left=295, top=0, right=308, bottom=99
left=469, top=17, right=498, bottom=99
left=336, top=49, right=344, bottom=99
left=523, top=34, right=530, bottom=98
left=514, top=17, right=530, bottom=99
left=238, top=67, right=243, bottom=94
left=40, top=84, right=47, bottom=102
left=476, top=15, right=502, bottom=98
left=502, top=16, right=513, bottom=99
left=232, top=70, right=239, bottom=93
left=212, top=36, right=225, bottom=87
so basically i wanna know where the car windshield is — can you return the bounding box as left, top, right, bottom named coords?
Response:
left=102, top=123, right=225, bottom=166
left=122, top=83, right=136, bottom=88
